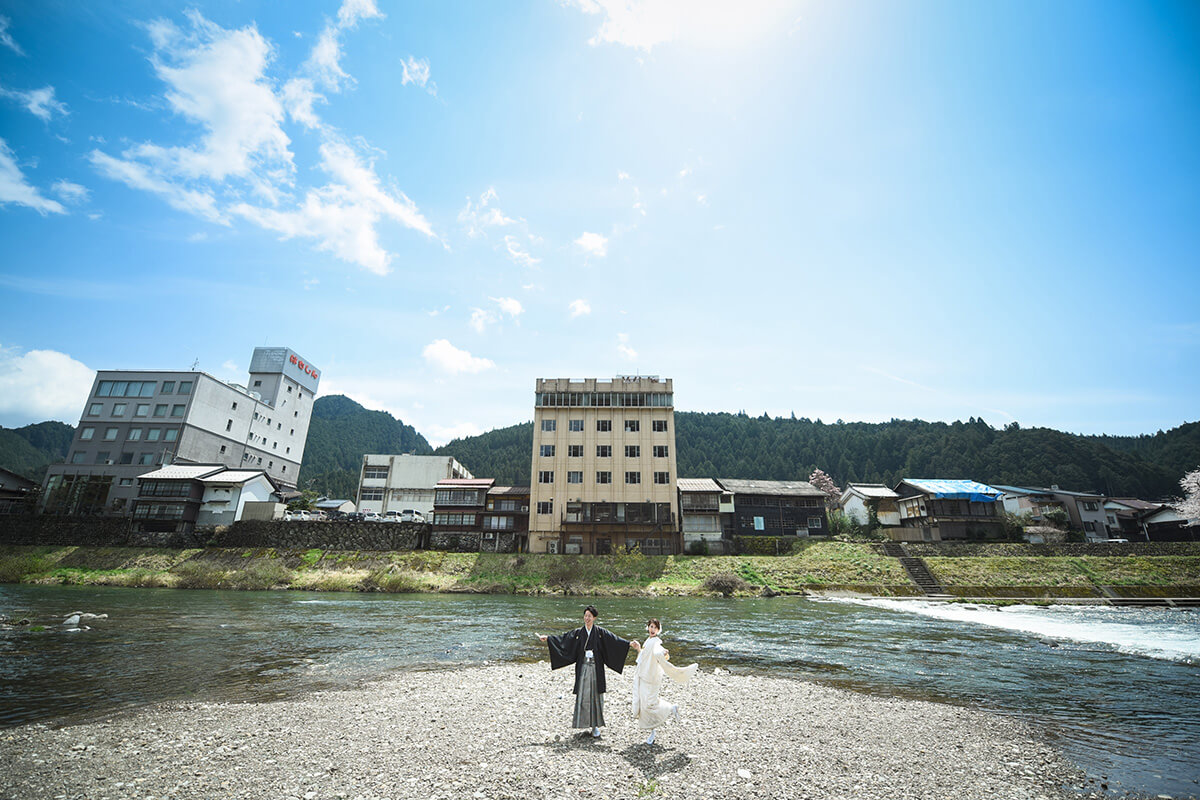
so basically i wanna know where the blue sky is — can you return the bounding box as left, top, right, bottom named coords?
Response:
left=1, top=0, right=1197, bottom=444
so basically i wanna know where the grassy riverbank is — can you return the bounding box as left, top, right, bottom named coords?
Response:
left=2, top=543, right=1198, bottom=599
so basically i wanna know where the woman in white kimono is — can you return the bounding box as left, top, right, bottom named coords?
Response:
left=632, top=618, right=698, bottom=745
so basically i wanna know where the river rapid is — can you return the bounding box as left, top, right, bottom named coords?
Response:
left=2, top=585, right=1197, bottom=798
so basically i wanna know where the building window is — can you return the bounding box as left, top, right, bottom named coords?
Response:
left=596, top=445, right=612, bottom=458
left=80, top=427, right=95, bottom=441
left=103, top=427, right=119, bottom=441
left=146, top=429, right=160, bottom=441
left=541, top=419, right=556, bottom=432
left=653, top=445, right=669, bottom=458
left=219, top=445, right=226, bottom=455
left=625, top=471, right=641, bottom=484
left=226, top=419, right=233, bottom=432
left=282, top=465, right=287, bottom=473
left=178, top=381, right=193, bottom=395
left=171, top=404, right=185, bottom=417
left=568, top=445, right=583, bottom=457
left=290, top=429, right=294, bottom=436
left=1083, top=521, right=1096, bottom=532
left=363, top=466, right=388, bottom=480
left=257, top=457, right=262, bottom=465
left=540, top=445, right=555, bottom=457
left=138, top=453, right=154, bottom=465
left=268, top=461, right=273, bottom=468
left=569, top=419, right=584, bottom=432
left=1083, top=501, right=1099, bottom=512
left=88, top=403, right=102, bottom=416
left=624, top=420, right=640, bottom=432
left=119, top=477, right=133, bottom=486
left=596, top=471, right=612, bottom=484
left=597, top=419, right=612, bottom=432
left=135, top=404, right=149, bottom=417
left=567, top=471, right=583, bottom=484
left=127, top=428, right=142, bottom=441
left=253, top=380, right=262, bottom=387
left=161, top=381, right=175, bottom=394
left=164, top=429, right=178, bottom=442
left=287, top=385, right=293, bottom=393
left=96, top=381, right=157, bottom=397
left=112, top=403, right=127, bottom=417
left=652, top=420, right=668, bottom=432
left=154, top=404, right=168, bottom=417
left=808, top=516, right=823, bottom=529
left=537, top=501, right=553, bottom=515
left=95, top=451, right=110, bottom=464
left=625, top=445, right=640, bottom=457
left=119, top=452, right=133, bottom=465
left=231, top=401, right=238, bottom=410
left=71, top=452, right=86, bottom=464
left=538, top=471, right=554, bottom=483
left=360, top=489, right=384, bottom=502
left=654, top=471, right=670, bottom=484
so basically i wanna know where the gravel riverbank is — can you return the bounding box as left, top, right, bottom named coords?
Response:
left=1, top=662, right=1090, bottom=800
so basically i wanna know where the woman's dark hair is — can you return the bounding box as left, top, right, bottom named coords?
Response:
left=646, top=618, right=661, bottom=630
left=583, top=604, right=599, bottom=618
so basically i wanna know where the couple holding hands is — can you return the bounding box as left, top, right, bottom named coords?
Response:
left=537, top=605, right=698, bottom=745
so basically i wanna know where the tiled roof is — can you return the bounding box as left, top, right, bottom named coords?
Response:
left=677, top=478, right=723, bottom=493
left=716, top=478, right=824, bottom=497
left=844, top=483, right=898, bottom=499
left=137, top=465, right=224, bottom=481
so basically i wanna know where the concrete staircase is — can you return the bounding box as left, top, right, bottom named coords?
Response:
left=881, top=542, right=950, bottom=597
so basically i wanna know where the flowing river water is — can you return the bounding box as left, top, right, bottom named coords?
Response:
left=2, top=585, right=1198, bottom=798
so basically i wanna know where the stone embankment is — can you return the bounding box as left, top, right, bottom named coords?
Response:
left=0, top=663, right=1093, bottom=800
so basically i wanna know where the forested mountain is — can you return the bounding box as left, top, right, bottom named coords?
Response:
left=297, top=395, right=432, bottom=498
left=434, top=413, right=1196, bottom=499
left=0, top=421, right=75, bottom=481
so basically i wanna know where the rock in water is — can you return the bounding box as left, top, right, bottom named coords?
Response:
left=63, top=615, right=81, bottom=627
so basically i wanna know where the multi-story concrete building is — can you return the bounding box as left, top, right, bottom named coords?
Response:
left=42, top=347, right=320, bottom=515
left=356, top=455, right=473, bottom=517
left=528, top=376, right=679, bottom=555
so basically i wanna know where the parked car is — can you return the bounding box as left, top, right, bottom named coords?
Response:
left=362, top=512, right=383, bottom=522
left=1105, top=537, right=1130, bottom=543
left=284, top=510, right=312, bottom=521
left=382, top=510, right=403, bottom=523
left=400, top=509, right=425, bottom=523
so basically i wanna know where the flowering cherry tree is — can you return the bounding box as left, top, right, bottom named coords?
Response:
left=808, top=468, right=842, bottom=508
left=1175, top=468, right=1200, bottom=521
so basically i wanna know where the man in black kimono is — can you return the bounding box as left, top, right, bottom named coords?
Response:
left=538, top=605, right=638, bottom=738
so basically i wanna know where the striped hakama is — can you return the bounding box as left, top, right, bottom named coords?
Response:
left=572, top=658, right=605, bottom=729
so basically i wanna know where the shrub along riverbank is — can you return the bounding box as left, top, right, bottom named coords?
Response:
left=2, top=542, right=1198, bottom=600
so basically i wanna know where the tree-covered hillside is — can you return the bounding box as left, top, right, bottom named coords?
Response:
left=0, top=421, right=75, bottom=481
left=297, top=395, right=432, bottom=498
left=433, top=413, right=1194, bottom=499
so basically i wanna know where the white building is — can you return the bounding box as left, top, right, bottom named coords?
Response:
left=43, top=347, right=319, bottom=516
left=356, top=454, right=473, bottom=517
left=839, top=483, right=901, bottom=527
left=131, top=463, right=281, bottom=532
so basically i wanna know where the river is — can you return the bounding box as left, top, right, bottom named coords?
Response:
left=2, top=585, right=1198, bottom=798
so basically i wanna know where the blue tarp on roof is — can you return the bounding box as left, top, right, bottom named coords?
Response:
left=904, top=479, right=1003, bottom=502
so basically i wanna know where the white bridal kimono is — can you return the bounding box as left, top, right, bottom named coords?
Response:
left=631, top=635, right=698, bottom=730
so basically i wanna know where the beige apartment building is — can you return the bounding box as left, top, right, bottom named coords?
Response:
left=528, top=377, right=679, bottom=554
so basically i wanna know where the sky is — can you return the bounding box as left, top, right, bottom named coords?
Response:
left=1, top=0, right=1198, bottom=445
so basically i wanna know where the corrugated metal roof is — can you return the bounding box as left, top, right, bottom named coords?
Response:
left=437, top=478, right=494, bottom=487
left=901, top=479, right=1002, bottom=502
left=137, top=465, right=223, bottom=481
left=716, top=478, right=824, bottom=497
left=200, top=470, right=267, bottom=484
left=844, top=483, right=898, bottom=499
left=488, top=485, right=530, bottom=495
left=677, top=478, right=722, bottom=493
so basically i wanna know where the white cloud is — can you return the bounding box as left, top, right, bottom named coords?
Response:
left=222, top=360, right=239, bottom=372
left=504, top=234, right=541, bottom=267
left=0, top=345, right=94, bottom=425
left=0, top=16, right=24, bottom=56
left=308, top=0, right=383, bottom=90
left=232, top=139, right=434, bottom=275
left=679, top=165, right=691, bottom=177
left=401, top=56, right=436, bottom=94
left=575, top=231, right=608, bottom=257
left=469, top=308, right=493, bottom=334
left=491, top=296, right=523, bottom=317
left=569, top=299, right=591, bottom=318
left=282, top=77, right=322, bottom=129
left=617, top=333, right=637, bottom=361
left=0, top=84, right=68, bottom=121
left=51, top=180, right=89, bottom=205
left=425, top=421, right=484, bottom=446
left=696, top=193, right=708, bottom=205
left=423, top=339, right=495, bottom=374
left=0, top=139, right=65, bottom=215
left=618, top=170, right=631, bottom=181
left=564, top=0, right=798, bottom=51
left=458, top=187, right=520, bottom=237
left=91, top=149, right=224, bottom=223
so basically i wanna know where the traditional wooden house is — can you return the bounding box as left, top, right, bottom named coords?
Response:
left=892, top=479, right=1004, bottom=542
left=677, top=478, right=726, bottom=553
left=716, top=478, right=828, bottom=538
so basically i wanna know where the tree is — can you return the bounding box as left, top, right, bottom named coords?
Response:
left=808, top=468, right=841, bottom=508
left=1174, top=468, right=1200, bottom=520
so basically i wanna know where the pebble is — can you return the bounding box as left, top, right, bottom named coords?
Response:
left=1, top=663, right=1087, bottom=800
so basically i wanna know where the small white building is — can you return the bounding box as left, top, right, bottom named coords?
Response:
left=133, top=464, right=280, bottom=532
left=839, top=483, right=901, bottom=527
left=356, top=455, right=473, bottom=517
left=197, top=470, right=280, bottom=527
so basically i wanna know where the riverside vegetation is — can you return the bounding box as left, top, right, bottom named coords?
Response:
left=2, top=542, right=1197, bottom=599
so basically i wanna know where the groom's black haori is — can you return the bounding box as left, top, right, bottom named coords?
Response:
left=545, top=605, right=632, bottom=730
